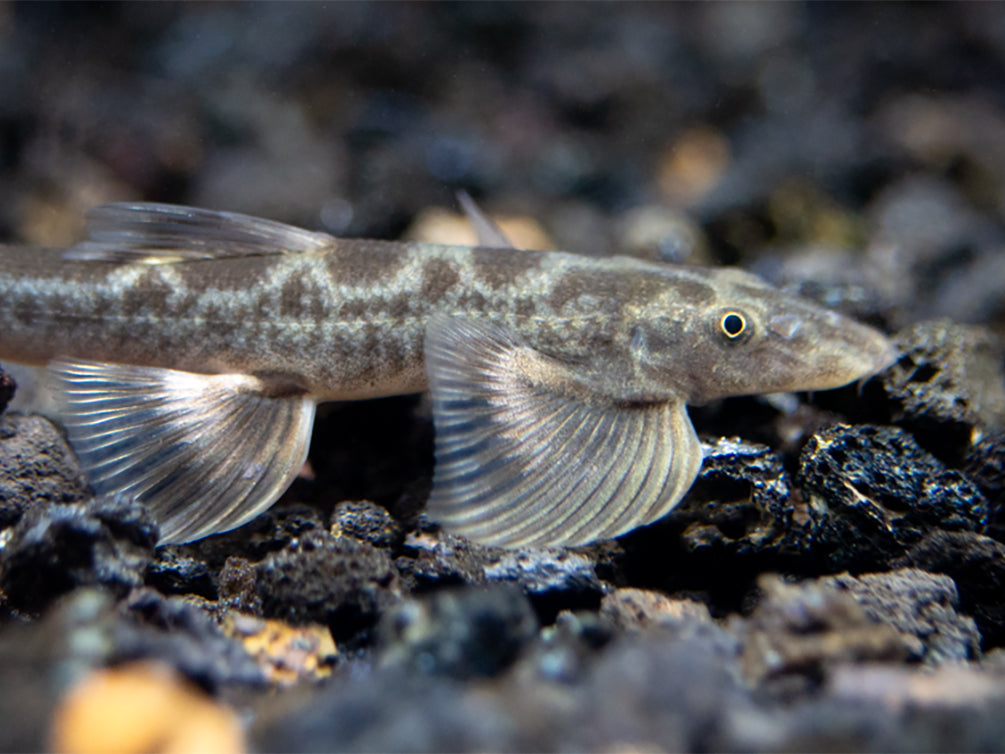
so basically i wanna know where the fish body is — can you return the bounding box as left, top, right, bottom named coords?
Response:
left=0, top=203, right=896, bottom=547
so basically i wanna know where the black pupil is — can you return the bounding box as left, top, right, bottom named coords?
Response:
left=723, top=313, right=744, bottom=336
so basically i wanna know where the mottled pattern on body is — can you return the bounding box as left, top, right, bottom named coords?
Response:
left=0, top=242, right=670, bottom=398
left=0, top=203, right=897, bottom=547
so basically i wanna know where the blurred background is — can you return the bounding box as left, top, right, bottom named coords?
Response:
left=1, top=2, right=1004, bottom=331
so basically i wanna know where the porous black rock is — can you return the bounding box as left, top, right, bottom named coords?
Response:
left=330, top=499, right=403, bottom=550
left=879, top=320, right=1005, bottom=462
left=183, top=502, right=327, bottom=572
left=799, top=423, right=988, bottom=570
left=396, top=524, right=608, bottom=622
left=670, top=438, right=796, bottom=558
left=146, top=548, right=218, bottom=601
left=0, top=496, right=157, bottom=616
left=964, top=430, right=1005, bottom=534
left=255, top=528, right=401, bottom=644
left=378, top=584, right=538, bottom=679
left=217, top=555, right=263, bottom=616
left=0, top=413, right=89, bottom=529
left=616, top=438, right=799, bottom=601
left=120, top=588, right=268, bottom=691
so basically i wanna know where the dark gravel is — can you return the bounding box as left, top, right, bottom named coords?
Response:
left=0, top=4, right=1004, bottom=752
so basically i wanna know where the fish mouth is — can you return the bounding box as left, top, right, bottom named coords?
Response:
left=792, top=325, right=899, bottom=394
left=859, top=330, right=900, bottom=380
left=831, top=330, right=899, bottom=391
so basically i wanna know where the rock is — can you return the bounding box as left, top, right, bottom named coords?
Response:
left=0, top=593, right=96, bottom=752
left=798, top=423, right=988, bottom=570
left=928, top=247, right=1005, bottom=325
left=879, top=321, right=1005, bottom=460
left=864, top=178, right=1005, bottom=329
left=828, top=663, right=1005, bottom=711
left=567, top=631, right=750, bottom=752
left=220, top=614, right=337, bottom=686
left=49, top=661, right=246, bottom=754
left=750, top=247, right=899, bottom=330
left=404, top=205, right=555, bottom=251
left=217, top=556, right=262, bottom=616
left=615, top=437, right=801, bottom=599
left=895, top=530, right=1005, bottom=647
left=600, top=588, right=715, bottom=634
left=963, top=429, right=1005, bottom=523
left=656, top=125, right=732, bottom=208
left=868, top=176, right=999, bottom=271
left=755, top=662, right=1005, bottom=752
left=739, top=574, right=918, bottom=687
left=330, top=500, right=403, bottom=550
left=378, top=584, right=538, bottom=679
left=671, top=438, right=797, bottom=558
left=251, top=664, right=520, bottom=753
left=255, top=529, right=401, bottom=644
left=615, top=204, right=711, bottom=264
left=0, top=413, right=90, bottom=528
left=396, top=526, right=608, bottom=621
left=0, top=585, right=265, bottom=744
left=821, top=569, right=980, bottom=664
left=0, top=366, right=14, bottom=414
left=395, top=528, right=484, bottom=589
left=523, top=610, right=614, bottom=684
left=146, top=548, right=218, bottom=601
left=482, top=548, right=606, bottom=619
left=121, top=589, right=267, bottom=690
left=183, top=503, right=327, bottom=571
left=0, top=496, right=157, bottom=616
left=255, top=624, right=750, bottom=753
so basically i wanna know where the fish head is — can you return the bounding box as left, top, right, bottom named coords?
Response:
left=633, top=267, right=898, bottom=404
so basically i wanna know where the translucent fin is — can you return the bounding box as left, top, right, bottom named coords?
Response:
left=65, top=202, right=335, bottom=264
left=424, top=316, right=702, bottom=549
left=48, top=360, right=316, bottom=544
left=456, top=190, right=516, bottom=249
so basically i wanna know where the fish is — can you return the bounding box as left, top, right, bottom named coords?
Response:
left=0, top=202, right=897, bottom=548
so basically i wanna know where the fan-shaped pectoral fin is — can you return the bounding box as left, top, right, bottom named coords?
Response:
left=48, top=359, right=316, bottom=544
left=423, top=315, right=703, bottom=549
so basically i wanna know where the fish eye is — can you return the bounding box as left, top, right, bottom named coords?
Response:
left=719, top=311, right=747, bottom=340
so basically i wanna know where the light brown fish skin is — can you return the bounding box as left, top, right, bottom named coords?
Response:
left=0, top=241, right=895, bottom=405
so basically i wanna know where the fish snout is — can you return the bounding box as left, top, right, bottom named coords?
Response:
left=807, top=317, right=898, bottom=391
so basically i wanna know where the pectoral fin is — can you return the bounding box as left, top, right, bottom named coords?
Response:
left=423, top=316, right=702, bottom=549
left=48, top=360, right=316, bottom=544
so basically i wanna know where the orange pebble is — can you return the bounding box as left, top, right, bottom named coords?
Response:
left=49, top=662, right=245, bottom=754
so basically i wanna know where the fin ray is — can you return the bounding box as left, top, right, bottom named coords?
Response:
left=65, top=202, right=334, bottom=263
left=48, top=359, right=316, bottom=544
left=424, top=315, right=702, bottom=549
left=456, top=190, right=517, bottom=249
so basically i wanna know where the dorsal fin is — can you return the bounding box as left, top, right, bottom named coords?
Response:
left=64, top=202, right=335, bottom=264
left=456, top=191, right=517, bottom=249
